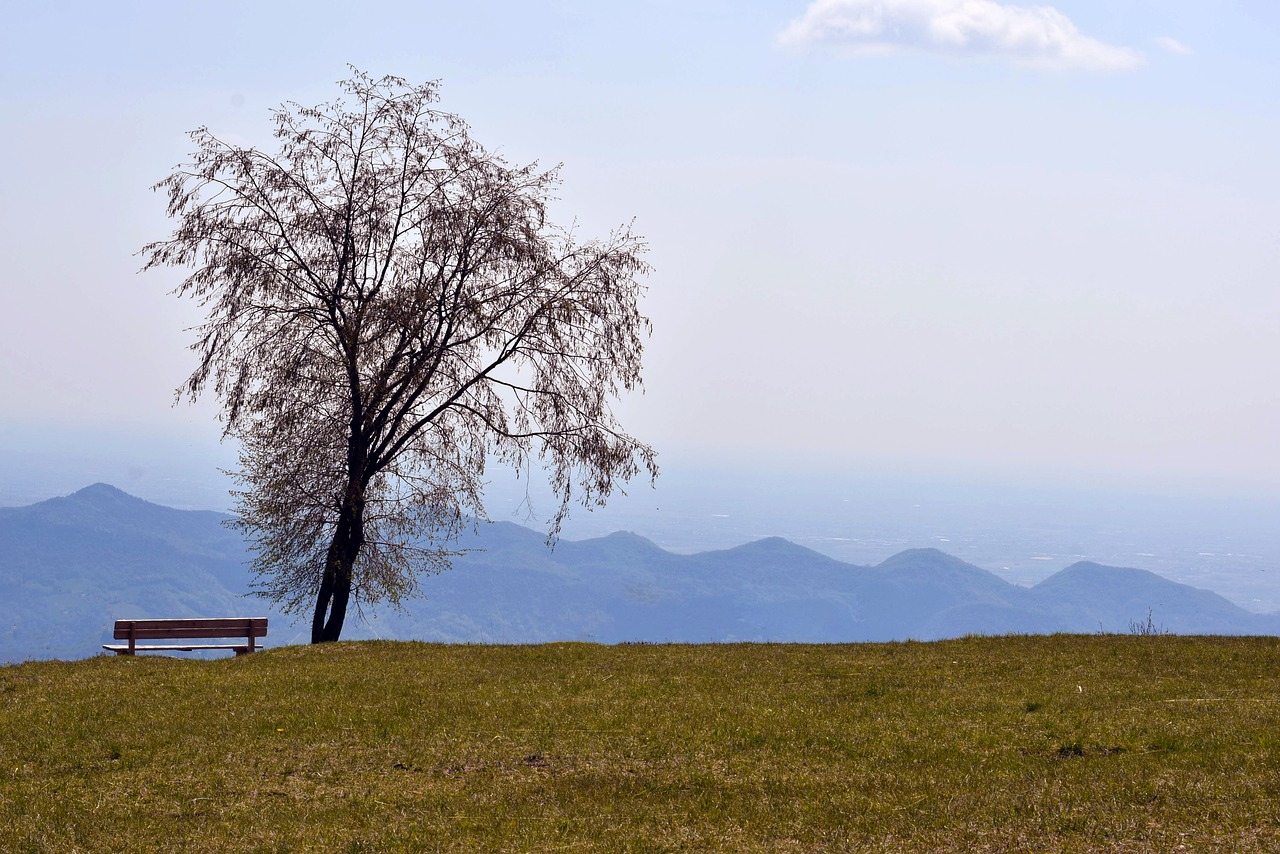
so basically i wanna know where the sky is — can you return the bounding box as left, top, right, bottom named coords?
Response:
left=2, top=0, right=1278, bottom=501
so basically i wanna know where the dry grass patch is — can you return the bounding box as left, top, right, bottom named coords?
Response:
left=2, top=636, right=1279, bottom=851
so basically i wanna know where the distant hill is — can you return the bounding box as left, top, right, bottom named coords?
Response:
left=0, top=484, right=282, bottom=659
left=2, top=484, right=1277, bottom=662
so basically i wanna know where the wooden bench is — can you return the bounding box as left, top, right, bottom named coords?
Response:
left=103, top=617, right=268, bottom=656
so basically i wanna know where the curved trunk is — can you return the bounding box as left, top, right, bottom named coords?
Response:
left=311, top=484, right=366, bottom=643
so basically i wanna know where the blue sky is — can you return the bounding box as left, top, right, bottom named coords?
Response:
left=2, top=0, right=1278, bottom=497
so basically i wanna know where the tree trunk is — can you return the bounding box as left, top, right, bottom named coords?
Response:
left=311, top=484, right=366, bottom=643
left=310, top=548, right=338, bottom=642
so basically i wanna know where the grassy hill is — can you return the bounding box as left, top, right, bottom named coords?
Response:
left=3, top=637, right=1279, bottom=851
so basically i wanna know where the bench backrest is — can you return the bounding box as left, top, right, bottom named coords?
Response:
left=113, top=618, right=269, bottom=641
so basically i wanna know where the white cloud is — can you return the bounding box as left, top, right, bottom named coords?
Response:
left=778, top=0, right=1144, bottom=71
left=1156, top=36, right=1193, bottom=56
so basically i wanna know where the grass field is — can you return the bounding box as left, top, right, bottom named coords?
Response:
left=2, top=636, right=1279, bottom=852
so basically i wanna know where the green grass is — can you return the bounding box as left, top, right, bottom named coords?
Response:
left=3, top=636, right=1279, bottom=852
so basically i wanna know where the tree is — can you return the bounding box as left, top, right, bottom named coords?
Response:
left=142, top=70, right=656, bottom=643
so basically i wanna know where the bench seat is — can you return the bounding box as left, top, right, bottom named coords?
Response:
left=102, top=643, right=255, bottom=654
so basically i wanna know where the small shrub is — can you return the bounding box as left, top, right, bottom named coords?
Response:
left=1129, top=608, right=1172, bottom=637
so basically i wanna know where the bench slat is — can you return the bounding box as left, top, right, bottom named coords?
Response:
left=103, top=644, right=250, bottom=652
left=113, top=618, right=268, bottom=641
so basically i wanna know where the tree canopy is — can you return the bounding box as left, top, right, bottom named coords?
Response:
left=142, top=70, right=656, bottom=642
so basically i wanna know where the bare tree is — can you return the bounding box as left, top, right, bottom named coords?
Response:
left=142, top=70, right=656, bottom=643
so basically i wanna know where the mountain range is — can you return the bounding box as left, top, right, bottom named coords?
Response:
left=3, top=483, right=1277, bottom=662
